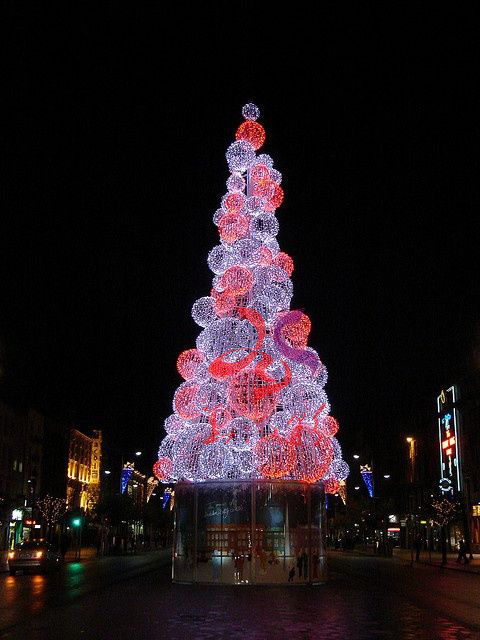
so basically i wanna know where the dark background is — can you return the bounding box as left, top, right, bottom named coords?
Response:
left=1, top=5, right=479, bottom=473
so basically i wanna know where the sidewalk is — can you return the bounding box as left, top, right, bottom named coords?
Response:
left=393, top=547, right=480, bottom=574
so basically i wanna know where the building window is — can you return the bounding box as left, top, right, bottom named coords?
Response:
left=13, top=459, right=17, bottom=471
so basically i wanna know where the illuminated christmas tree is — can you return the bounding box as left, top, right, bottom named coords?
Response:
left=154, top=104, right=349, bottom=492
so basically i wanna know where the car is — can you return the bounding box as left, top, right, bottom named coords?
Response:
left=8, top=539, right=62, bottom=575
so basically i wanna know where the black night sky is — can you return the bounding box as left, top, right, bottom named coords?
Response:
left=2, top=6, right=479, bottom=472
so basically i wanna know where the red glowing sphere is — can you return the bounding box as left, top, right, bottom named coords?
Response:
left=236, top=121, right=266, bottom=151
left=257, top=245, right=273, bottom=266
left=320, top=415, right=339, bottom=437
left=220, top=266, right=253, bottom=296
left=264, top=183, right=284, bottom=211
left=224, top=192, right=245, bottom=214
left=290, top=427, right=333, bottom=483
left=228, top=369, right=278, bottom=421
left=280, top=312, right=311, bottom=349
left=174, top=383, right=201, bottom=420
left=214, top=291, right=236, bottom=317
left=177, top=348, right=205, bottom=380
left=252, top=178, right=275, bottom=200
left=218, top=212, right=249, bottom=244
left=255, top=433, right=296, bottom=478
left=323, top=475, right=340, bottom=494
left=153, top=457, right=173, bottom=482
left=274, top=252, right=294, bottom=277
left=250, top=164, right=270, bottom=183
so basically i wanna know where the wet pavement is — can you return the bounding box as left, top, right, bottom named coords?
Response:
left=1, top=550, right=479, bottom=639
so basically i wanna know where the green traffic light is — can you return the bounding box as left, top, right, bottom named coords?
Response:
left=72, top=518, right=81, bottom=527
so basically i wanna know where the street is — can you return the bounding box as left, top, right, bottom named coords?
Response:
left=1, top=551, right=479, bottom=639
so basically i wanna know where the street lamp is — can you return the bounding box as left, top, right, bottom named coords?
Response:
left=135, top=451, right=142, bottom=457
left=383, top=474, right=391, bottom=479
left=353, top=454, right=360, bottom=459
left=354, top=486, right=360, bottom=490
left=104, top=470, right=111, bottom=475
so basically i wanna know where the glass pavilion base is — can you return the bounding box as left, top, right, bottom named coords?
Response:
left=172, top=479, right=327, bottom=585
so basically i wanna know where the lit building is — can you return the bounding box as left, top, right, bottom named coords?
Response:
left=66, top=429, right=102, bottom=513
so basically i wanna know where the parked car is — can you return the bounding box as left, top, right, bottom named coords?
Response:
left=8, top=539, right=62, bottom=575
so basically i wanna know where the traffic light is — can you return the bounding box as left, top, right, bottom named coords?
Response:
left=72, top=517, right=81, bottom=527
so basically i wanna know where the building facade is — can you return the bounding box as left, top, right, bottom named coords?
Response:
left=66, top=428, right=102, bottom=513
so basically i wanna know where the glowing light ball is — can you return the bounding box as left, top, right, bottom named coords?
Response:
left=226, top=140, right=256, bottom=173
left=192, top=296, right=216, bottom=328
left=250, top=214, right=279, bottom=242
left=236, top=121, right=266, bottom=151
left=257, top=153, right=273, bottom=168
left=252, top=179, right=275, bottom=200
left=270, top=169, right=282, bottom=184
left=218, top=212, right=249, bottom=244
left=221, top=266, right=253, bottom=296
left=323, top=474, right=340, bottom=494
left=330, top=459, right=349, bottom=481
left=245, top=195, right=263, bottom=213
left=199, top=441, right=234, bottom=479
left=251, top=164, right=270, bottom=183
left=208, top=245, right=231, bottom=275
left=254, top=433, right=296, bottom=478
left=158, top=435, right=177, bottom=462
left=226, top=173, right=245, bottom=192
left=264, top=184, right=284, bottom=211
left=231, top=238, right=261, bottom=266
left=274, top=252, right=294, bottom=277
left=195, top=381, right=226, bottom=414
left=320, top=415, right=339, bottom=437
left=213, top=208, right=224, bottom=226
left=214, top=291, right=236, bottom=317
left=256, top=245, right=273, bottom=266
left=290, top=428, right=333, bottom=483
left=174, top=431, right=208, bottom=481
left=174, top=382, right=201, bottom=420
left=242, top=103, right=260, bottom=121
left=222, top=192, right=246, bottom=213
left=153, top=457, right=173, bottom=482
left=228, top=369, right=278, bottom=421
left=164, top=413, right=185, bottom=435
left=228, top=416, right=257, bottom=451
left=177, top=349, right=205, bottom=380
left=280, top=312, right=311, bottom=348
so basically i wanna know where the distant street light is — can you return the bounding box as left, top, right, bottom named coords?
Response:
left=135, top=451, right=142, bottom=456
left=354, top=486, right=360, bottom=490
left=383, top=474, right=391, bottom=479
left=104, top=470, right=111, bottom=475
left=353, top=454, right=360, bottom=459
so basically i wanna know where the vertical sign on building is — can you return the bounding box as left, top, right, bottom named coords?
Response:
left=437, top=386, right=461, bottom=495
left=90, top=430, right=102, bottom=486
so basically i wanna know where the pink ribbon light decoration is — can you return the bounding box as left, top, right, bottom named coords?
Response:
left=273, top=309, right=320, bottom=376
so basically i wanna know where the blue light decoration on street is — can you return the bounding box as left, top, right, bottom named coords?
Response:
left=120, top=464, right=134, bottom=494
left=360, top=464, right=374, bottom=497
left=162, top=487, right=173, bottom=510
left=437, top=386, right=461, bottom=495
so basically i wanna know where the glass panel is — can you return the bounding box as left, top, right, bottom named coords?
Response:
left=311, top=485, right=327, bottom=582
left=285, top=483, right=309, bottom=584
left=173, top=484, right=195, bottom=581
left=197, top=485, right=224, bottom=583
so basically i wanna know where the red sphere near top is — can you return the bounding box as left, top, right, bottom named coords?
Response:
left=255, top=433, right=296, bottom=478
left=177, top=348, right=204, bottom=380
left=236, top=121, right=266, bottom=151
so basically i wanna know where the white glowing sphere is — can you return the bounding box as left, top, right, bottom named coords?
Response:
left=199, top=441, right=234, bottom=479
left=192, top=296, right=216, bottom=327
left=270, top=169, right=282, bottom=184
left=226, top=173, right=246, bottom=192
left=245, top=195, right=263, bottom=213
left=164, top=414, right=184, bottom=435
left=242, top=103, right=260, bottom=121
left=226, top=140, right=256, bottom=173
left=250, top=213, right=279, bottom=241
left=230, top=238, right=261, bottom=266
left=208, top=245, right=232, bottom=275
left=227, top=417, right=257, bottom=451
left=331, top=437, right=342, bottom=460
left=256, top=153, right=273, bottom=168
left=264, top=237, right=280, bottom=257
left=213, top=208, right=224, bottom=226
left=330, top=458, right=350, bottom=481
